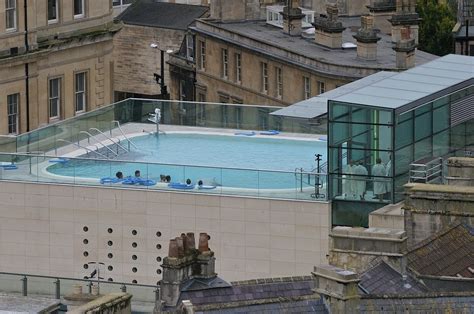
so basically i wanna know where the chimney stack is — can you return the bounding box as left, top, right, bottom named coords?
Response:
left=353, top=15, right=381, bottom=60
left=281, top=0, right=305, bottom=36
left=312, top=265, right=360, bottom=313
left=160, top=232, right=216, bottom=308
left=393, top=27, right=416, bottom=69
left=389, top=0, right=420, bottom=45
left=312, top=4, right=346, bottom=49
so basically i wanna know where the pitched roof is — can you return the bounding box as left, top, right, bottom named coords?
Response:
left=407, top=223, right=474, bottom=278
left=358, top=292, right=474, bottom=312
left=117, top=0, right=208, bottom=30
left=179, top=276, right=327, bottom=313
left=359, top=260, right=428, bottom=295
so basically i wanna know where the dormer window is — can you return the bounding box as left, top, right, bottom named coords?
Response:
left=266, top=5, right=314, bottom=29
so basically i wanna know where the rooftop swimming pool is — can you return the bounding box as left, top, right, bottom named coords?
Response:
left=47, top=133, right=327, bottom=190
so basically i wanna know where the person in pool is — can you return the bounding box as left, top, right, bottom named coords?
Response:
left=116, top=171, right=123, bottom=179
left=198, top=180, right=203, bottom=187
left=165, top=175, right=171, bottom=183
left=186, top=178, right=192, bottom=185
left=135, top=170, right=141, bottom=178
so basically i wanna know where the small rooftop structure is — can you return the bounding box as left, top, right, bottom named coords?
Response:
left=117, top=0, right=208, bottom=30
left=273, top=54, right=473, bottom=119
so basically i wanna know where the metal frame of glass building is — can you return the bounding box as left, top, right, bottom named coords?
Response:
left=327, top=54, right=474, bottom=227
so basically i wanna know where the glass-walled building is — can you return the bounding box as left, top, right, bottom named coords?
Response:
left=328, top=55, right=474, bottom=227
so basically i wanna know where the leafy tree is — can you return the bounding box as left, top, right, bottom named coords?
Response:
left=417, top=0, right=457, bottom=56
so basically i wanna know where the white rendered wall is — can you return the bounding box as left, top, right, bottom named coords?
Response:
left=0, top=181, right=329, bottom=284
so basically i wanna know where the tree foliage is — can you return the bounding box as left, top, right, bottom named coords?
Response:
left=417, top=0, right=457, bottom=56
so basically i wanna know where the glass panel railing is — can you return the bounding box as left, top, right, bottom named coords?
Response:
left=0, top=152, right=328, bottom=202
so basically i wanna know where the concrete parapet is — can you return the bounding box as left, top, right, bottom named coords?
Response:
left=369, top=202, right=404, bottom=229
left=403, top=183, right=474, bottom=247
left=68, top=293, right=132, bottom=314
left=329, top=226, right=406, bottom=272
left=447, top=157, right=474, bottom=187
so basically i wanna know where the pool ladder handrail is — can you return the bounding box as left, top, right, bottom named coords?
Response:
left=79, top=131, right=119, bottom=158
left=111, top=121, right=139, bottom=151
left=57, top=139, right=108, bottom=159
left=89, top=128, right=130, bottom=154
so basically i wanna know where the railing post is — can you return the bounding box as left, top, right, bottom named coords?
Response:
left=21, top=276, right=27, bottom=296
left=121, top=284, right=127, bottom=293
left=300, top=168, right=303, bottom=192
left=54, top=279, right=60, bottom=299
left=154, top=286, right=160, bottom=303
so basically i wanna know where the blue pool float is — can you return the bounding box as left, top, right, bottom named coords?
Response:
left=168, top=182, right=195, bottom=190
left=260, top=130, right=280, bottom=135
left=100, top=177, right=121, bottom=184
left=198, top=185, right=217, bottom=190
left=49, top=157, right=69, bottom=164
left=234, top=131, right=256, bottom=136
left=0, top=164, right=18, bottom=170
left=318, top=136, right=328, bottom=141
left=122, top=177, right=156, bottom=186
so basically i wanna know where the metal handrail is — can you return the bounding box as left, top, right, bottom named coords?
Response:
left=79, top=131, right=118, bottom=157
left=111, top=121, right=139, bottom=150
left=56, top=139, right=108, bottom=159
left=89, top=128, right=129, bottom=153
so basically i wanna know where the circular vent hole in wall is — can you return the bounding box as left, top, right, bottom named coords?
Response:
left=108, top=228, right=113, bottom=234
left=132, top=230, right=137, bottom=236
left=83, top=226, right=88, bottom=232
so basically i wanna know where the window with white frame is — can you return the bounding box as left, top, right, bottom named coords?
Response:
left=74, top=0, right=85, bottom=18
left=48, top=0, right=58, bottom=23
left=276, top=67, right=283, bottom=98
left=6, top=0, right=17, bottom=30
left=222, top=48, right=228, bottom=79
left=7, top=93, right=19, bottom=134
left=235, top=53, right=242, bottom=84
left=49, top=78, right=61, bottom=119
left=318, top=81, right=326, bottom=94
left=304, top=76, right=311, bottom=99
left=186, top=35, right=194, bottom=61
left=261, top=62, right=268, bottom=94
left=199, top=40, right=206, bottom=70
left=75, top=72, right=87, bottom=113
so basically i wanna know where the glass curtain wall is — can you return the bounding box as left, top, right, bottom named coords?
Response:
left=328, top=101, right=394, bottom=227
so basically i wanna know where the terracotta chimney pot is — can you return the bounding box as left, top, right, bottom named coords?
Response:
left=168, top=239, right=179, bottom=258
left=198, top=233, right=209, bottom=253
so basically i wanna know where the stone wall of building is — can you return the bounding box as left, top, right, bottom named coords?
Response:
left=0, top=37, right=114, bottom=134
left=403, top=183, right=474, bottom=248
left=447, top=157, right=474, bottom=186
left=0, top=181, right=329, bottom=283
left=113, top=24, right=185, bottom=97
left=194, top=31, right=348, bottom=106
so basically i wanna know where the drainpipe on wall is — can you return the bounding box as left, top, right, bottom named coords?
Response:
left=24, top=0, right=30, bottom=132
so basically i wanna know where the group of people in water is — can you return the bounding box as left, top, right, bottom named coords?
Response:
left=342, top=157, right=391, bottom=202
left=114, top=170, right=209, bottom=188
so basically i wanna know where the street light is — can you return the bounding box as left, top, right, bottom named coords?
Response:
left=150, top=43, right=172, bottom=99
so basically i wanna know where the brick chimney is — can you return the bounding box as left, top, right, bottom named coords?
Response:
left=160, top=232, right=216, bottom=307
left=389, top=0, right=420, bottom=45
left=393, top=26, right=416, bottom=69
left=312, top=4, right=346, bottom=49
left=281, top=0, right=305, bottom=36
left=353, top=15, right=381, bottom=60
left=312, top=265, right=360, bottom=313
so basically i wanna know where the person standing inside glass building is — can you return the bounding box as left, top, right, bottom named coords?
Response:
left=372, top=158, right=387, bottom=202
left=353, top=161, right=368, bottom=200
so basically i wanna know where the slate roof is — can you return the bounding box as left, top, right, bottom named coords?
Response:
left=178, top=276, right=327, bottom=313
left=359, top=260, right=428, bottom=295
left=117, top=0, right=208, bottom=30
left=358, top=293, right=474, bottom=312
left=407, top=223, right=474, bottom=278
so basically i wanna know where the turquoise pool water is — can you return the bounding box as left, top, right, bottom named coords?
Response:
left=47, top=133, right=326, bottom=189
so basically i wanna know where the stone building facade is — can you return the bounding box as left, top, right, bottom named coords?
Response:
left=0, top=0, right=116, bottom=135
left=171, top=0, right=434, bottom=107
left=113, top=1, right=208, bottom=100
